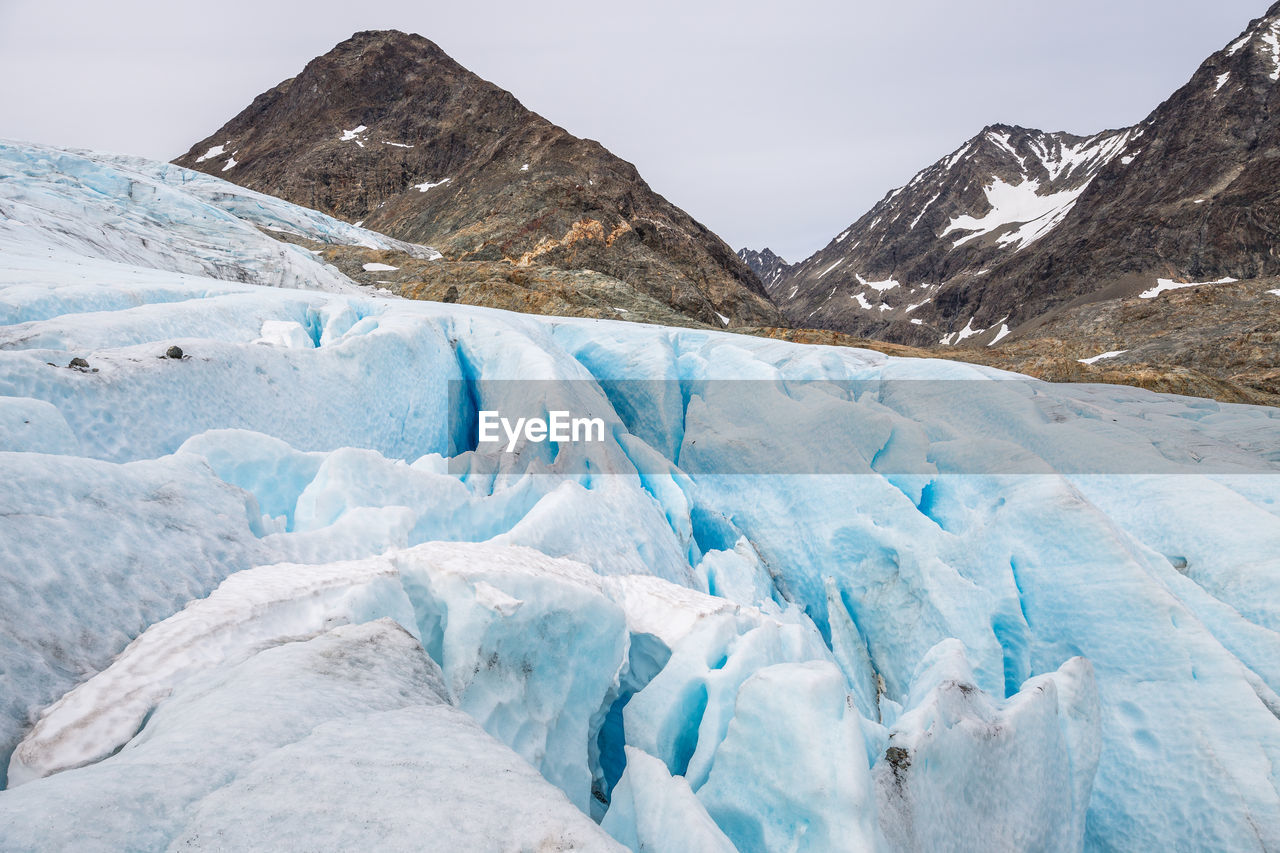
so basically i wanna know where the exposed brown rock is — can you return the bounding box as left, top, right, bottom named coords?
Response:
left=270, top=231, right=713, bottom=328
left=174, top=30, right=777, bottom=329
left=265, top=218, right=1277, bottom=406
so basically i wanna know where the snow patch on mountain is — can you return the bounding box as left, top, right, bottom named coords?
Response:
left=1263, top=20, right=1280, bottom=81
left=194, top=143, right=227, bottom=163
left=414, top=178, right=451, bottom=192
left=943, top=179, right=1087, bottom=251
left=773, top=124, right=1136, bottom=334
left=1140, top=277, right=1237, bottom=298
left=1079, top=350, right=1129, bottom=365
left=340, top=125, right=368, bottom=147
left=855, top=274, right=901, bottom=292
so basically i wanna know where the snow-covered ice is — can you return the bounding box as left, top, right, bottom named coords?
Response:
left=875, top=640, right=1099, bottom=852
left=602, top=746, right=736, bottom=852
left=0, top=139, right=1278, bottom=851
left=0, top=620, right=623, bottom=851
left=698, top=661, right=884, bottom=852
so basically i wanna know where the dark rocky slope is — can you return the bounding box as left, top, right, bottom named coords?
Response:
left=738, top=247, right=793, bottom=292
left=774, top=125, right=1133, bottom=345
left=176, top=30, right=777, bottom=328
left=774, top=1, right=1280, bottom=365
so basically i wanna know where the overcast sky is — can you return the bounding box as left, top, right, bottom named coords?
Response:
left=0, top=0, right=1269, bottom=260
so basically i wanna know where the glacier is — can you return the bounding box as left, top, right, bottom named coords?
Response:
left=0, top=139, right=1278, bottom=851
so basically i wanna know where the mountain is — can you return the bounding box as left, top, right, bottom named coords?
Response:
left=174, top=30, right=777, bottom=328
left=774, top=125, right=1133, bottom=344
left=773, top=1, right=1280, bottom=361
left=737, top=247, right=792, bottom=291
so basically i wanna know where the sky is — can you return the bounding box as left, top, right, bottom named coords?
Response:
left=0, top=0, right=1269, bottom=261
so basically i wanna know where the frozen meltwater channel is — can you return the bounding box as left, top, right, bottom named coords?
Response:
left=0, top=140, right=1278, bottom=851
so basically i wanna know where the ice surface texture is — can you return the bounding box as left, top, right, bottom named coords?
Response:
left=0, top=140, right=1278, bottom=851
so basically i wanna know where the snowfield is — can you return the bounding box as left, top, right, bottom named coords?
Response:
left=1, top=140, right=1279, bottom=851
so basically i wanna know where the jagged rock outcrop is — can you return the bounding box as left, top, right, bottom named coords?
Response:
left=737, top=247, right=792, bottom=291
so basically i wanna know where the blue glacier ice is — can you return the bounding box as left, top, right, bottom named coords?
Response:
left=0, top=139, right=1278, bottom=850
left=602, top=746, right=736, bottom=853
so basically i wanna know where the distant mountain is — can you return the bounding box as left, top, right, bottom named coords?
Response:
left=774, top=0, right=1280, bottom=361
left=775, top=125, right=1133, bottom=344
left=174, top=30, right=777, bottom=328
left=737, top=248, right=792, bottom=292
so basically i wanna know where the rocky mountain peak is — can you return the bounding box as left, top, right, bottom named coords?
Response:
left=737, top=248, right=791, bottom=291
left=175, top=31, right=777, bottom=328
left=766, top=119, right=1134, bottom=346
